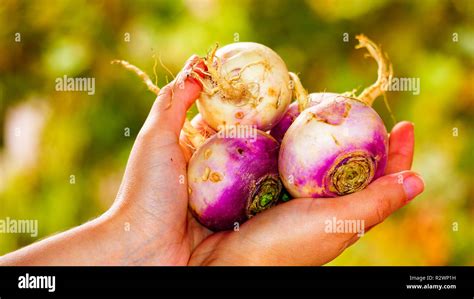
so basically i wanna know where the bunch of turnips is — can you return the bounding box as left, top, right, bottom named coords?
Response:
left=113, top=34, right=394, bottom=231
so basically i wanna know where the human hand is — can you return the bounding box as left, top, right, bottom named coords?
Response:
left=113, top=67, right=423, bottom=265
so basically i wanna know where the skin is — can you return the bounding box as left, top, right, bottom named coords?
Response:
left=0, top=56, right=424, bottom=266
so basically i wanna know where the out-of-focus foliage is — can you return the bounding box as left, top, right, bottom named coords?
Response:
left=0, top=0, right=472, bottom=265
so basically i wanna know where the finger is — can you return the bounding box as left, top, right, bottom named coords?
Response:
left=341, top=122, right=416, bottom=246
left=270, top=170, right=423, bottom=245
left=336, top=170, right=424, bottom=228
left=385, top=121, right=414, bottom=174
left=141, top=55, right=205, bottom=140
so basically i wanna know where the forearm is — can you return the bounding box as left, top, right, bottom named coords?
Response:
left=0, top=212, right=128, bottom=266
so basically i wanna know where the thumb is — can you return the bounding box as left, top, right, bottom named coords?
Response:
left=335, top=170, right=424, bottom=228
left=141, top=55, right=205, bottom=140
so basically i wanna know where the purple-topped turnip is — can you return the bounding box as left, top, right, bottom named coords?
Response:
left=279, top=35, right=393, bottom=198
left=187, top=129, right=282, bottom=231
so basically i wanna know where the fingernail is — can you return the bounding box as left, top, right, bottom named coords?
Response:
left=403, top=174, right=424, bottom=202
left=183, top=55, right=206, bottom=77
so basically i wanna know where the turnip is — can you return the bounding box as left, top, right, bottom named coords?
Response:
left=279, top=35, right=393, bottom=198
left=188, top=113, right=216, bottom=139
left=187, top=129, right=282, bottom=231
left=195, top=42, right=292, bottom=131
left=180, top=113, right=216, bottom=159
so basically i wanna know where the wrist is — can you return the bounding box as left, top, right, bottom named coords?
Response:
left=99, top=204, right=187, bottom=265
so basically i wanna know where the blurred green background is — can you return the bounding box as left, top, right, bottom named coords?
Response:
left=0, top=0, right=473, bottom=265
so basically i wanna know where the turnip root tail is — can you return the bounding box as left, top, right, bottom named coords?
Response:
left=288, top=72, right=309, bottom=113
left=355, top=34, right=393, bottom=106
left=111, top=60, right=161, bottom=95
